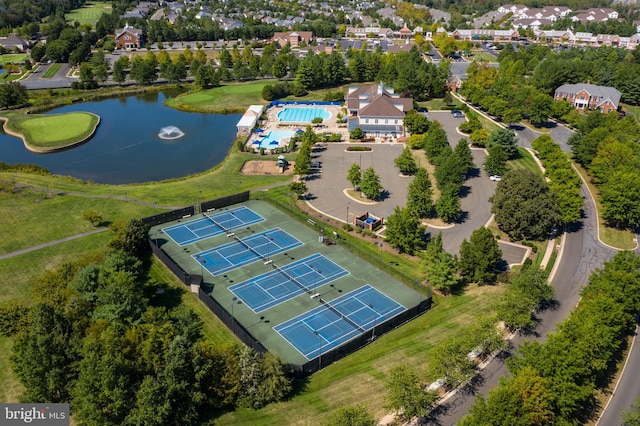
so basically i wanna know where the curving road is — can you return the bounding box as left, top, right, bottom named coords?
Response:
left=426, top=120, right=617, bottom=426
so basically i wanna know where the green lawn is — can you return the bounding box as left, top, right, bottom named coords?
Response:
left=0, top=54, right=29, bottom=65
left=65, top=1, right=111, bottom=25
left=507, top=147, right=543, bottom=176
left=166, top=80, right=276, bottom=113
left=418, top=98, right=464, bottom=111
left=467, top=51, right=498, bottom=62
left=41, top=63, right=62, bottom=78
left=0, top=186, right=155, bottom=255
left=6, top=112, right=99, bottom=149
left=216, top=285, right=505, bottom=425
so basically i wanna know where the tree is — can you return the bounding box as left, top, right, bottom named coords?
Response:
left=490, top=169, right=561, bottom=240
left=435, top=185, right=462, bottom=223
left=394, top=147, right=418, bottom=175
left=424, top=123, right=449, bottom=163
left=218, top=47, right=232, bottom=68
left=384, top=365, right=437, bottom=420
left=484, top=144, right=509, bottom=176
left=407, top=168, right=434, bottom=218
left=404, top=109, right=430, bottom=134
left=290, top=181, right=307, bottom=199
left=497, top=265, right=554, bottom=331
left=112, top=56, right=128, bottom=85
left=528, top=93, right=553, bottom=127
left=360, top=167, right=383, bottom=200
left=461, top=366, right=556, bottom=426
left=350, top=127, right=364, bottom=140
left=82, top=209, right=102, bottom=227
left=347, top=163, right=362, bottom=190
left=428, top=334, right=476, bottom=388
left=420, top=233, right=459, bottom=295
left=0, top=82, right=28, bottom=109
left=108, top=219, right=149, bottom=257
left=487, top=128, right=518, bottom=159
left=600, top=170, right=640, bottom=228
left=323, top=405, right=376, bottom=426
left=385, top=206, right=425, bottom=255
left=459, top=227, right=502, bottom=285
left=622, top=398, right=640, bottom=426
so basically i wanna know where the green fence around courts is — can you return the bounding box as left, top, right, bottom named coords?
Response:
left=146, top=192, right=432, bottom=376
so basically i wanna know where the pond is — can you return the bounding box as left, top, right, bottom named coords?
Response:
left=0, top=91, right=241, bottom=184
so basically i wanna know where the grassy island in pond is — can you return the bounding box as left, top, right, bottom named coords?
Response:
left=1, top=112, right=100, bottom=153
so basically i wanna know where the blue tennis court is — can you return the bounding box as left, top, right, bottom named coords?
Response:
left=229, top=253, right=349, bottom=313
left=162, top=206, right=264, bottom=246
left=193, top=228, right=302, bottom=276
left=274, top=285, right=406, bottom=360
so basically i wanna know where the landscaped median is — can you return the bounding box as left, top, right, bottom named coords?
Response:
left=0, top=111, right=100, bottom=153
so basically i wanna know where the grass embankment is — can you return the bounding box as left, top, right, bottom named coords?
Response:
left=1, top=112, right=100, bottom=151
left=42, top=63, right=62, bottom=78
left=65, top=1, right=111, bottom=25
left=165, top=80, right=275, bottom=113
left=1, top=150, right=291, bottom=207
left=507, top=147, right=543, bottom=176
left=572, top=163, right=636, bottom=250
left=418, top=98, right=464, bottom=111
left=216, top=284, right=504, bottom=425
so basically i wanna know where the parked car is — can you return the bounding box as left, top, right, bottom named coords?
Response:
left=451, top=109, right=464, bottom=118
left=490, top=175, right=502, bottom=181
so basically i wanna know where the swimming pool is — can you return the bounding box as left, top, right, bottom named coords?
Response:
left=278, top=107, right=331, bottom=123
left=253, top=130, right=295, bottom=149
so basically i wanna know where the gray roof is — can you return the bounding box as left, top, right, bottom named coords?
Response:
left=555, top=83, right=621, bottom=106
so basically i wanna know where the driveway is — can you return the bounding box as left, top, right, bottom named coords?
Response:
left=21, top=63, right=74, bottom=89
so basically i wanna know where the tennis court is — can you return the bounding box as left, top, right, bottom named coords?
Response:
left=274, top=285, right=406, bottom=360
left=162, top=206, right=264, bottom=246
left=229, top=253, right=349, bottom=313
left=193, top=227, right=302, bottom=276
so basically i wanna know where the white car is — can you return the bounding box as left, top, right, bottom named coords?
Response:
left=490, top=175, right=502, bottom=181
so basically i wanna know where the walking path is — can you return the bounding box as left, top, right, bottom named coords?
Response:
left=0, top=228, right=108, bottom=260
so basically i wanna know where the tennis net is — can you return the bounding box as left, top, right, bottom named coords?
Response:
left=320, top=297, right=365, bottom=332
left=271, top=262, right=312, bottom=295
left=233, top=234, right=265, bottom=260
left=203, top=211, right=228, bottom=233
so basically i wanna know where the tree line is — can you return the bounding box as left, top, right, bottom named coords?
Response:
left=0, top=219, right=292, bottom=425
left=460, top=250, right=640, bottom=425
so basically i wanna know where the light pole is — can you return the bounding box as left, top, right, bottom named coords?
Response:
left=369, top=304, right=377, bottom=341
left=311, top=266, right=322, bottom=293
left=231, top=297, right=241, bottom=335
left=314, top=330, right=324, bottom=370
left=346, top=203, right=350, bottom=224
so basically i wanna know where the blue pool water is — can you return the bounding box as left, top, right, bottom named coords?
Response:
left=278, top=107, right=331, bottom=123
left=253, top=130, right=295, bottom=149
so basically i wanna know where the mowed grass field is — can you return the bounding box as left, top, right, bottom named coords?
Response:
left=468, top=51, right=499, bottom=62
left=0, top=54, right=29, bottom=65
left=65, top=1, right=111, bottom=25
left=165, top=80, right=275, bottom=112
left=10, top=112, right=99, bottom=148
left=0, top=187, right=155, bottom=255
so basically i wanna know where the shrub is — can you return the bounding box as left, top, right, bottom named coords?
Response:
left=312, top=117, right=323, bottom=124
left=350, top=127, right=364, bottom=140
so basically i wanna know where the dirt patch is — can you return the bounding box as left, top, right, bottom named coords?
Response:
left=240, top=160, right=295, bottom=176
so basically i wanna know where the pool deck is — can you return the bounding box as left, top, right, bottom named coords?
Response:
left=247, top=104, right=348, bottom=151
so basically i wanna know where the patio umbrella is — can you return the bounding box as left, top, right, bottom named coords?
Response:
left=255, top=128, right=264, bottom=133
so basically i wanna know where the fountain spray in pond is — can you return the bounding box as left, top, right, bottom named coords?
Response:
left=158, top=126, right=185, bottom=140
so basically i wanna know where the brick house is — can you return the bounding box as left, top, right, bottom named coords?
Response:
left=346, top=83, right=413, bottom=138
left=554, top=83, right=621, bottom=114
left=272, top=31, right=313, bottom=48
left=115, top=24, right=144, bottom=49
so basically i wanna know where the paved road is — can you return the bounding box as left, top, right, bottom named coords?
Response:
left=598, top=326, right=640, bottom=426
left=426, top=120, right=617, bottom=426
